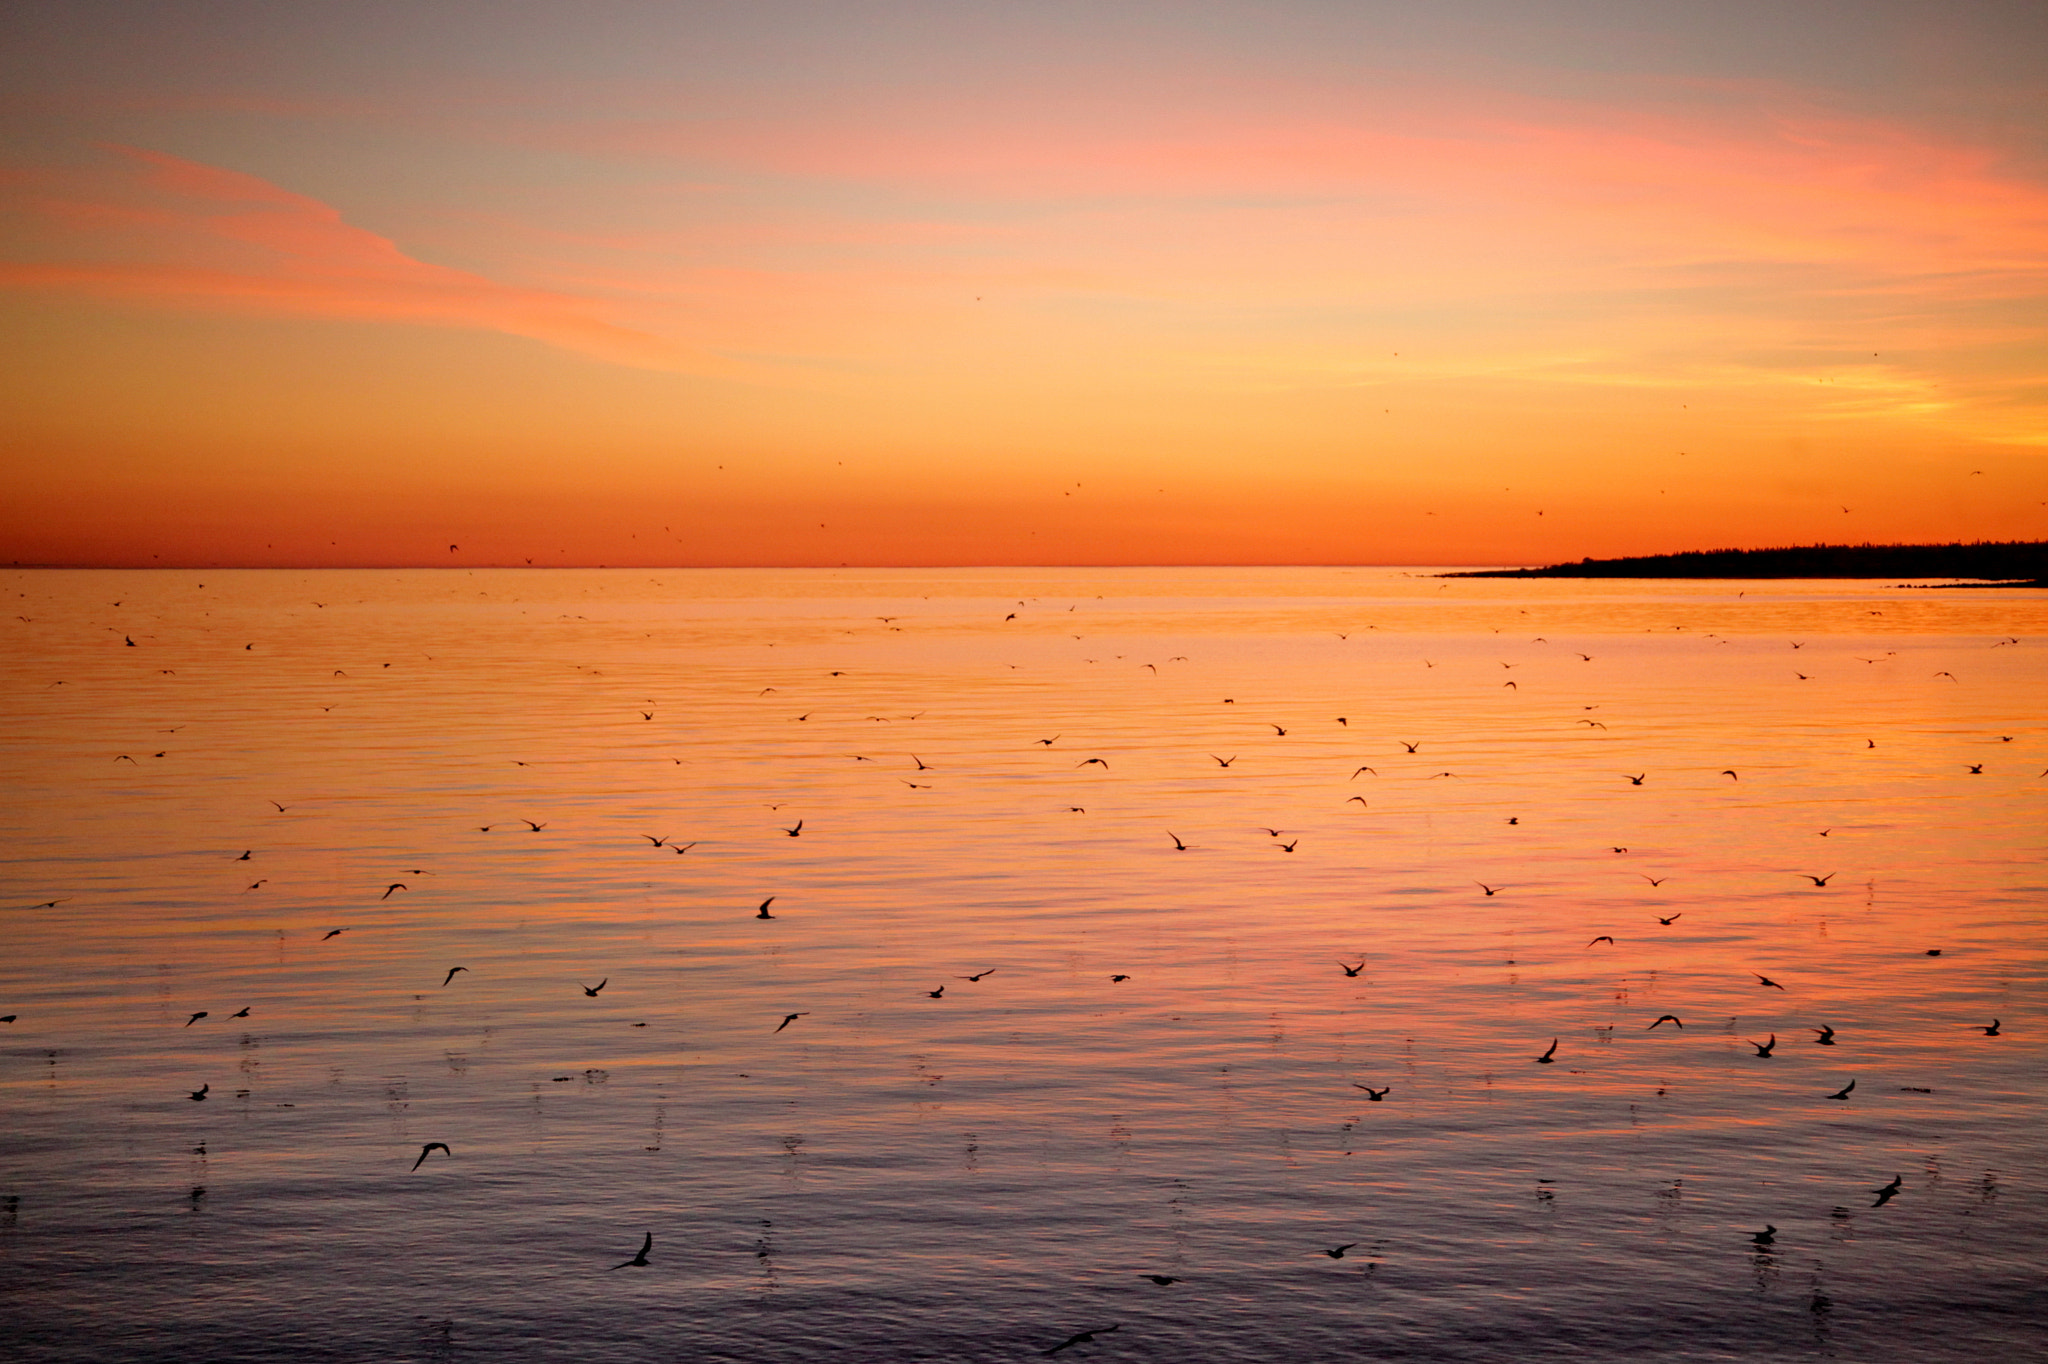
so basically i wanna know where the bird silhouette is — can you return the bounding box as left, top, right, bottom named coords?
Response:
left=1339, top=961, right=1364, bottom=977
left=382, top=883, right=407, bottom=899
left=1967, top=763, right=1983, bottom=774
left=1656, top=913, right=1682, bottom=925
left=1648, top=1015, right=1683, bottom=1030
left=608, top=1232, right=653, bottom=1269
left=1037, top=736, right=1060, bottom=746
left=1352, top=1085, right=1389, bottom=1101
left=1801, top=873, right=1836, bottom=887
left=1625, top=773, right=1645, bottom=785
left=185, top=1011, right=207, bottom=1027
left=1978, top=1019, right=2002, bottom=1036
left=1812, top=1025, right=1836, bottom=1045
left=1110, top=974, right=1130, bottom=982
left=1477, top=883, right=1500, bottom=896
left=1322, top=1243, right=1359, bottom=1258
left=235, top=850, right=251, bottom=861
left=1168, top=832, right=1188, bottom=850
left=189, top=1083, right=208, bottom=1101
left=1587, top=936, right=1615, bottom=947
left=1043, top=1325, right=1119, bottom=1355
left=1399, top=741, right=1420, bottom=753
left=1641, top=875, right=1668, bottom=887
left=230, top=1007, right=249, bottom=1018
left=1754, top=973, right=1787, bottom=990
left=1277, top=840, right=1297, bottom=852
left=1870, top=1175, right=1902, bottom=1208
left=1751, top=1225, right=1776, bottom=1247
left=441, top=967, right=467, bottom=987
left=523, top=821, right=546, bottom=832
left=321, top=928, right=346, bottom=941
left=1078, top=758, right=1108, bottom=768
left=411, top=1142, right=451, bottom=1171
left=1722, top=770, right=1738, bottom=781
left=1350, top=766, right=1376, bottom=779
left=927, top=986, right=944, bottom=999
left=1142, top=1274, right=1178, bottom=1285
left=1751, top=1034, right=1777, bottom=1057
left=774, top=1013, right=808, bottom=1032
left=756, top=897, right=776, bottom=919
left=1211, top=755, right=1236, bottom=767
left=957, top=969, right=997, bottom=982
left=1825, top=1079, right=1855, bottom=1100
left=582, top=979, right=608, bottom=997
left=1535, top=1038, right=1558, bottom=1064
left=783, top=820, right=803, bottom=837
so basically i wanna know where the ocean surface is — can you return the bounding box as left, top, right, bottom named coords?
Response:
left=1, top=567, right=2042, bottom=1363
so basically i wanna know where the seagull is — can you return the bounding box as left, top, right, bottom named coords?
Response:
left=1812, top=1025, right=1836, bottom=1045
left=1648, top=1015, right=1683, bottom=1030
left=1587, top=936, right=1615, bottom=947
left=1535, top=1038, right=1558, bottom=1064
left=1338, top=961, right=1364, bottom=977
left=774, top=1013, right=808, bottom=1032
left=1751, top=1225, right=1776, bottom=1247
left=1801, top=873, right=1836, bottom=887
left=381, top=883, right=407, bottom=899
left=672, top=843, right=698, bottom=854
left=1754, top=973, right=1786, bottom=989
left=1142, top=1274, right=1178, bottom=1285
left=582, top=979, right=608, bottom=997
left=1625, top=773, right=1645, bottom=785
left=783, top=820, right=803, bottom=837
left=1476, top=883, right=1499, bottom=896
left=235, top=850, right=251, bottom=861
left=1322, top=1243, right=1359, bottom=1259
left=1399, top=741, right=1419, bottom=753
left=1078, top=758, right=1108, bottom=768
left=756, top=897, right=776, bottom=919
left=957, top=969, right=997, bottom=982
left=1110, top=974, right=1130, bottom=982
left=441, top=967, right=467, bottom=987
left=1037, top=736, right=1060, bottom=746
left=189, top=1083, right=208, bottom=1101
left=320, top=928, right=346, bottom=941
left=184, top=1011, right=207, bottom=1027
left=1350, top=766, right=1376, bottom=779
left=1722, top=770, right=1738, bottom=781
left=1656, top=913, right=1682, bottom=925
left=411, top=1142, right=451, bottom=1171
left=1871, top=1175, right=1902, bottom=1208
left=1352, top=1085, right=1389, bottom=1101
left=1977, top=1019, right=2002, bottom=1036
left=523, top=821, right=546, bottom=832
left=607, top=1232, right=653, bottom=1269
left=1043, top=1325, right=1119, bottom=1355
left=1211, top=755, right=1236, bottom=767
left=1825, top=1079, right=1855, bottom=1100
left=640, top=835, right=671, bottom=847
left=1751, top=1034, right=1777, bottom=1057
left=1277, top=840, right=1297, bottom=852
left=927, top=986, right=945, bottom=998
left=1641, top=875, right=1667, bottom=887
left=1168, top=832, right=1188, bottom=850
left=230, top=1007, right=249, bottom=1018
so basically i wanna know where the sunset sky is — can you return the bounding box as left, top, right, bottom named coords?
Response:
left=4, top=0, right=2045, bottom=567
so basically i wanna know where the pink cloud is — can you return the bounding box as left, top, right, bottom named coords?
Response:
left=0, top=145, right=711, bottom=371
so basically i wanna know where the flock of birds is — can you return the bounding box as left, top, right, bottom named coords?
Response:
left=10, top=588, right=2038, bottom=1358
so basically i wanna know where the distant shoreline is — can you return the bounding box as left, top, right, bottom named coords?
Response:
left=1448, top=540, right=2047, bottom=585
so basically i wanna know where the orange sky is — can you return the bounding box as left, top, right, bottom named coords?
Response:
left=3, top=2, right=2044, bottom=566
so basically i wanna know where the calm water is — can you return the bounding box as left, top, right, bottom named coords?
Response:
left=1, top=567, right=2043, bottom=1363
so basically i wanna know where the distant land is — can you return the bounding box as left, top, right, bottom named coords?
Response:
left=1450, top=540, right=2048, bottom=584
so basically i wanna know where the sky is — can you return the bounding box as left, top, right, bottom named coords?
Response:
left=2, top=0, right=2045, bottom=567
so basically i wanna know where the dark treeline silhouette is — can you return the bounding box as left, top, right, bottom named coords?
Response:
left=1450, top=541, right=2048, bottom=583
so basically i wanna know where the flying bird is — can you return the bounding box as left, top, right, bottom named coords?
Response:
left=1350, top=766, right=1376, bottom=779
left=783, top=820, right=803, bottom=836
left=1587, top=936, right=1614, bottom=947
left=381, top=883, right=407, bottom=899
left=1656, top=914, right=1682, bottom=925
left=1751, top=1225, right=1776, bottom=1247
left=1977, top=1019, right=2002, bottom=1036
left=1648, top=1015, right=1683, bottom=1030
left=608, top=1233, right=653, bottom=1270
left=1476, top=883, right=1499, bottom=896
left=1322, top=1243, right=1360, bottom=1259
left=582, top=979, right=608, bottom=997
left=1352, top=1086, right=1389, bottom=1101
left=774, top=1013, right=808, bottom=1032
left=1078, top=758, right=1108, bottom=768
left=523, top=821, right=546, bottom=831
left=1211, top=755, right=1236, bottom=767
left=1641, top=875, right=1667, bottom=887
left=957, top=969, right=997, bottom=982
left=756, top=897, right=776, bottom=919
left=1535, top=1038, right=1558, bottom=1064
left=1142, top=1274, right=1178, bottom=1285
left=1871, top=1175, right=1902, bottom=1208
left=1625, top=773, right=1645, bottom=785
left=1399, top=741, right=1420, bottom=753
left=1168, top=832, right=1188, bottom=850
left=1751, top=1034, right=1777, bottom=1057
left=441, top=967, right=467, bottom=987
left=189, top=1083, right=209, bottom=1101
left=411, top=1142, right=451, bottom=1171
left=185, top=1011, right=207, bottom=1027
left=926, top=986, right=944, bottom=998
left=321, top=928, right=346, bottom=941
left=1812, top=1026, right=1836, bottom=1045
left=1338, top=961, right=1364, bottom=977
left=1801, top=873, right=1836, bottom=887
left=229, top=1007, right=249, bottom=1018
left=1042, top=1325, right=1119, bottom=1355
left=1754, top=973, right=1786, bottom=989
left=1825, top=1079, right=1855, bottom=1100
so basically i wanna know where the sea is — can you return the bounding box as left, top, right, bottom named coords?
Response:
left=1, top=567, right=2041, bottom=1362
